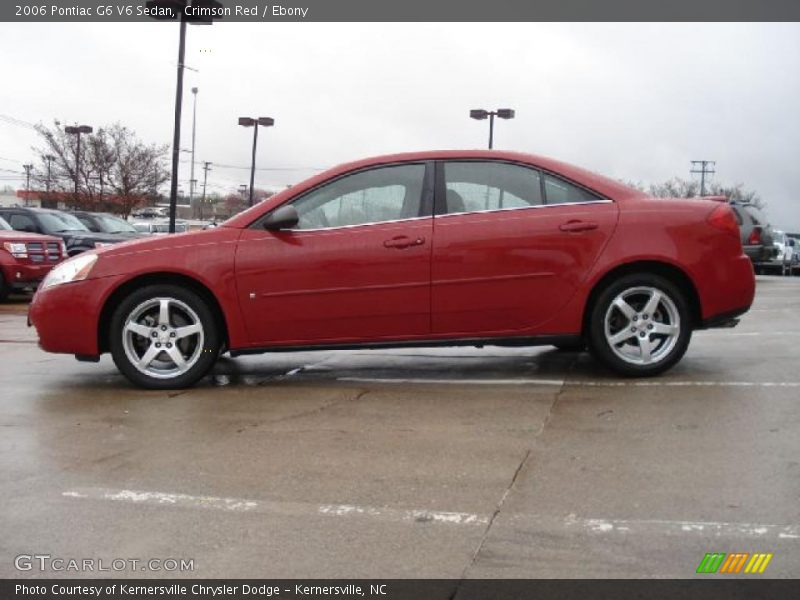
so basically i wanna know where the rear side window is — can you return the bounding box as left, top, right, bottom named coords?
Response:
left=441, top=161, right=543, bottom=214
left=542, top=173, right=601, bottom=204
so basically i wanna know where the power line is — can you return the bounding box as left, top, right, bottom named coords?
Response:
left=0, top=114, right=37, bottom=130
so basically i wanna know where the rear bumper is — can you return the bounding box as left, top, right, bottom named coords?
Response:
left=744, top=244, right=777, bottom=263
left=700, top=306, right=750, bottom=329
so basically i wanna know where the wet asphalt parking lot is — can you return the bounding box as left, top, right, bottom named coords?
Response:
left=0, top=276, right=798, bottom=581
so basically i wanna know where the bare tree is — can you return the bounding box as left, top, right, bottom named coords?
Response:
left=32, top=121, right=170, bottom=217
left=634, top=176, right=764, bottom=209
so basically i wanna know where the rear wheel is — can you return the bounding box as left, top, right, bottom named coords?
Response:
left=109, top=284, right=220, bottom=389
left=588, top=273, right=691, bottom=377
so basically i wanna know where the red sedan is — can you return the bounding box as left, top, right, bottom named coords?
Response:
left=28, top=151, right=755, bottom=388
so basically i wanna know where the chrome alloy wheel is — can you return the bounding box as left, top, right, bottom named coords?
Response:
left=603, top=286, right=680, bottom=366
left=121, top=297, right=205, bottom=379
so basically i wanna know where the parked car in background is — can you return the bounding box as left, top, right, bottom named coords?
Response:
left=131, top=207, right=168, bottom=219
left=0, top=215, right=65, bottom=300
left=771, top=230, right=795, bottom=267
left=0, top=207, right=135, bottom=257
left=132, top=221, right=188, bottom=235
left=70, top=211, right=145, bottom=240
left=28, top=150, right=755, bottom=388
left=728, top=201, right=777, bottom=268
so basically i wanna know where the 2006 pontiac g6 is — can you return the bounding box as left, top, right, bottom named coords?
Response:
left=29, top=150, right=755, bottom=388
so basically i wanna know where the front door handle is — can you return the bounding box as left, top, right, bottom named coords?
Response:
left=383, top=236, right=426, bottom=249
left=559, top=220, right=598, bottom=233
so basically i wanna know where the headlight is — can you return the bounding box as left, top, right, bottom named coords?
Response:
left=94, top=242, right=112, bottom=248
left=2, top=242, right=28, bottom=258
left=41, top=253, right=98, bottom=290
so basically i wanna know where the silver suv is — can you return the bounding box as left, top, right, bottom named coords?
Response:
left=729, top=202, right=777, bottom=266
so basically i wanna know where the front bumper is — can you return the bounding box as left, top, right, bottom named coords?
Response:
left=28, top=275, right=121, bottom=356
left=3, top=263, right=54, bottom=288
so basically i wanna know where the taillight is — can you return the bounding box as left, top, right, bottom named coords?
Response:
left=707, top=204, right=739, bottom=238
left=747, top=227, right=762, bottom=245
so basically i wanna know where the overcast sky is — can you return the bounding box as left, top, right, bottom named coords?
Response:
left=1, top=22, right=798, bottom=229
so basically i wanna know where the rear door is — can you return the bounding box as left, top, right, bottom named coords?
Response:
left=431, top=160, right=618, bottom=336
left=235, top=162, right=434, bottom=345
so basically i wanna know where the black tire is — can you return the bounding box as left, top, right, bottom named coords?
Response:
left=587, top=273, right=691, bottom=377
left=109, top=284, right=220, bottom=389
left=0, top=272, right=9, bottom=302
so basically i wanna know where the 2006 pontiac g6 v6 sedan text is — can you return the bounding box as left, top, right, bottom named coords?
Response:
left=28, top=150, right=755, bottom=389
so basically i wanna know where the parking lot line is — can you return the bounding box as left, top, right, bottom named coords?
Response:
left=522, top=514, right=800, bottom=540
left=62, top=488, right=799, bottom=541
left=62, top=488, right=489, bottom=527
left=337, top=377, right=800, bottom=387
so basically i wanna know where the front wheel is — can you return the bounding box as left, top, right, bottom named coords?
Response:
left=588, top=274, right=691, bottom=377
left=109, top=284, right=220, bottom=389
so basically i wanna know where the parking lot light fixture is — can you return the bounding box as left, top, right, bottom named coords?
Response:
left=145, top=0, right=223, bottom=233
left=238, top=116, right=275, bottom=207
left=64, top=124, right=93, bottom=197
left=470, top=108, right=515, bottom=149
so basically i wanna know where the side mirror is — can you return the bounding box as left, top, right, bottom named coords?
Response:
left=789, top=238, right=796, bottom=247
left=263, top=205, right=299, bottom=231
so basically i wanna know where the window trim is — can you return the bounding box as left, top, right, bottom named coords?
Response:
left=251, top=160, right=435, bottom=232
left=434, top=159, right=611, bottom=218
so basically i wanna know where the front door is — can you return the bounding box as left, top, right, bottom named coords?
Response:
left=235, top=162, right=433, bottom=346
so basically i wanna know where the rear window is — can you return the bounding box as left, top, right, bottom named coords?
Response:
left=742, top=205, right=766, bottom=226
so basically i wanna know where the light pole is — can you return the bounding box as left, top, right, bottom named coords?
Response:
left=238, top=116, right=275, bottom=207
left=470, top=108, right=515, bottom=149
left=146, top=0, right=223, bottom=233
left=189, top=86, right=198, bottom=207
left=65, top=124, right=93, bottom=198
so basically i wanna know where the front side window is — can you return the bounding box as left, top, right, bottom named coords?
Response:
left=9, top=214, right=37, bottom=232
left=542, top=173, right=601, bottom=204
left=441, top=161, right=543, bottom=215
left=291, top=164, right=425, bottom=230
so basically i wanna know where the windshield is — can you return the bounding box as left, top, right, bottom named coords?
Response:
left=95, top=214, right=137, bottom=233
left=38, top=211, right=89, bottom=233
left=0, top=216, right=11, bottom=231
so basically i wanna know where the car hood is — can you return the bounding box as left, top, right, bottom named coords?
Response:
left=0, top=230, right=61, bottom=242
left=61, top=231, right=139, bottom=244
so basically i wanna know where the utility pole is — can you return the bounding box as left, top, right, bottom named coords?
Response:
left=189, top=86, right=198, bottom=207
left=690, top=160, right=716, bottom=197
left=23, top=164, right=33, bottom=206
left=23, top=164, right=33, bottom=191
left=201, top=161, right=211, bottom=220
left=45, top=155, right=55, bottom=193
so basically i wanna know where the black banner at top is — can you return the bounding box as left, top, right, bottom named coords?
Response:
left=3, top=0, right=800, bottom=22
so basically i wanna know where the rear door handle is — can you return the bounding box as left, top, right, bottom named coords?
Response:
left=559, top=220, right=598, bottom=233
left=383, top=236, right=426, bottom=249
